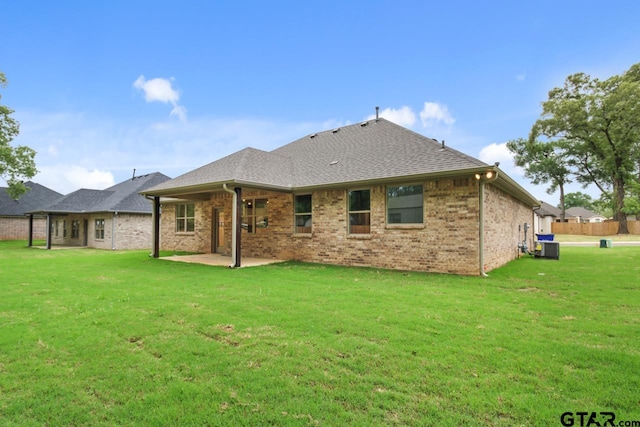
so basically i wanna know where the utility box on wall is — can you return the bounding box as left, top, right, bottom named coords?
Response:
left=535, top=241, right=560, bottom=260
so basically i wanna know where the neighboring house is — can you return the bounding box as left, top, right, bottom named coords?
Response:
left=0, top=181, right=63, bottom=241
left=28, top=172, right=170, bottom=250
left=565, top=206, right=607, bottom=223
left=534, top=201, right=562, bottom=234
left=141, top=118, right=539, bottom=275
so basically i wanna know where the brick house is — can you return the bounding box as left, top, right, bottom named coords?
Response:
left=142, top=119, right=538, bottom=275
left=0, top=181, right=62, bottom=241
left=28, top=172, right=170, bottom=250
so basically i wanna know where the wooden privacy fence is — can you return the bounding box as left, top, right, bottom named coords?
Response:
left=551, top=221, right=640, bottom=235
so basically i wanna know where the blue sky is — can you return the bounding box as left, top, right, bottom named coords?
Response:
left=2, top=1, right=639, bottom=205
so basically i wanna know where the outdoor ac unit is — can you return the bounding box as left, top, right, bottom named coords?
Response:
left=535, top=241, right=560, bottom=260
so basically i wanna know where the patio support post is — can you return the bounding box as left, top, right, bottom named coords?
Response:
left=234, top=187, right=242, bottom=268
left=152, top=196, right=160, bottom=258
left=46, top=214, right=52, bottom=250
left=27, top=214, right=34, bottom=247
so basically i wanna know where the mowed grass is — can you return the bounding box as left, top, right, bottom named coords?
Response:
left=0, top=241, right=638, bottom=426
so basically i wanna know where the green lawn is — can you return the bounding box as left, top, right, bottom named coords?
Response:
left=1, top=240, right=638, bottom=426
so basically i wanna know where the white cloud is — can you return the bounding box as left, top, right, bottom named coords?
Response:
left=35, top=165, right=115, bottom=194
left=133, top=75, right=187, bottom=122
left=478, top=142, right=523, bottom=177
left=366, top=106, right=416, bottom=127
left=419, top=102, right=455, bottom=128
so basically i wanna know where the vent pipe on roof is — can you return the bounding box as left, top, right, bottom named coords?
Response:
left=375, top=106, right=379, bottom=122
left=132, top=168, right=136, bottom=180
left=442, top=140, right=445, bottom=149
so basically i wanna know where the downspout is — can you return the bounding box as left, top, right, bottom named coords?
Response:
left=222, top=183, right=239, bottom=268
left=112, top=212, right=117, bottom=250
left=478, top=169, right=499, bottom=276
left=479, top=181, right=487, bottom=277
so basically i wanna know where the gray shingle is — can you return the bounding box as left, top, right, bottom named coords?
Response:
left=29, top=172, right=171, bottom=214
left=144, top=119, right=487, bottom=194
left=0, top=182, right=63, bottom=216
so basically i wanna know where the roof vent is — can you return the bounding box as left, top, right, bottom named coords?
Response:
left=440, top=140, right=445, bottom=151
left=310, top=133, right=317, bottom=139
left=329, top=160, right=339, bottom=166
left=360, top=121, right=369, bottom=127
left=332, top=128, right=340, bottom=133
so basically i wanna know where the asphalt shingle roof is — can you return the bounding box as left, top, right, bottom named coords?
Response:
left=0, top=182, right=63, bottom=216
left=145, top=119, right=488, bottom=194
left=30, top=172, right=171, bottom=214
left=536, top=201, right=562, bottom=217
left=565, top=206, right=602, bottom=219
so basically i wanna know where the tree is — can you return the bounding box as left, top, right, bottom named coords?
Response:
left=530, top=63, right=640, bottom=234
left=562, top=191, right=594, bottom=210
left=506, top=137, right=572, bottom=221
left=1, top=71, right=37, bottom=199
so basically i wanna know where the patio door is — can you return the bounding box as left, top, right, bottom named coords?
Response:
left=213, top=208, right=225, bottom=253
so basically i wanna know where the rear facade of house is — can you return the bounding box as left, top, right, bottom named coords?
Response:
left=144, top=119, right=537, bottom=275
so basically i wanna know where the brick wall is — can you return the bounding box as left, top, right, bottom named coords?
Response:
left=159, top=178, right=495, bottom=275
left=48, top=213, right=153, bottom=250
left=0, top=216, right=48, bottom=240
left=483, top=184, right=535, bottom=272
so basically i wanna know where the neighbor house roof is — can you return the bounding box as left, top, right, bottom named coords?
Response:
left=28, top=172, right=171, bottom=215
left=142, top=118, right=538, bottom=206
left=0, top=181, right=63, bottom=216
left=536, top=201, right=562, bottom=218
left=565, top=206, right=604, bottom=220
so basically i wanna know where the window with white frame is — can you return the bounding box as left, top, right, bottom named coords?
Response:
left=294, top=194, right=312, bottom=233
left=242, top=198, right=268, bottom=233
left=348, top=189, right=370, bottom=234
left=386, top=185, right=423, bottom=224
left=176, top=204, right=195, bottom=232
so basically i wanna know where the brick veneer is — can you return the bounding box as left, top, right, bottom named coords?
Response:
left=158, top=178, right=534, bottom=275
left=0, top=216, right=48, bottom=240
left=48, top=213, right=153, bottom=250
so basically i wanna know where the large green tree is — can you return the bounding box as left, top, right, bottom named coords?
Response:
left=562, top=191, right=594, bottom=210
left=506, top=137, right=572, bottom=221
left=1, top=72, right=37, bottom=199
left=530, top=63, right=640, bottom=234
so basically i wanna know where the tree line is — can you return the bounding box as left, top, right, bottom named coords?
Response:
left=508, top=63, right=640, bottom=234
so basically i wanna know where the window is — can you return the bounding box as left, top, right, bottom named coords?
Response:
left=95, top=219, right=105, bottom=239
left=176, top=204, right=195, bottom=232
left=71, top=220, right=80, bottom=239
left=294, top=194, right=312, bottom=233
left=63, top=220, right=67, bottom=238
left=386, top=185, right=423, bottom=224
left=242, top=198, right=268, bottom=233
left=348, top=189, right=370, bottom=234
left=55, top=220, right=59, bottom=237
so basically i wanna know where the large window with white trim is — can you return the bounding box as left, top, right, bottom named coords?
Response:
left=348, top=189, right=370, bottom=234
left=176, top=204, right=195, bottom=232
left=386, top=185, right=423, bottom=224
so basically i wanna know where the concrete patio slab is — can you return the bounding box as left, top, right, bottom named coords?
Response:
left=160, top=253, right=286, bottom=268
